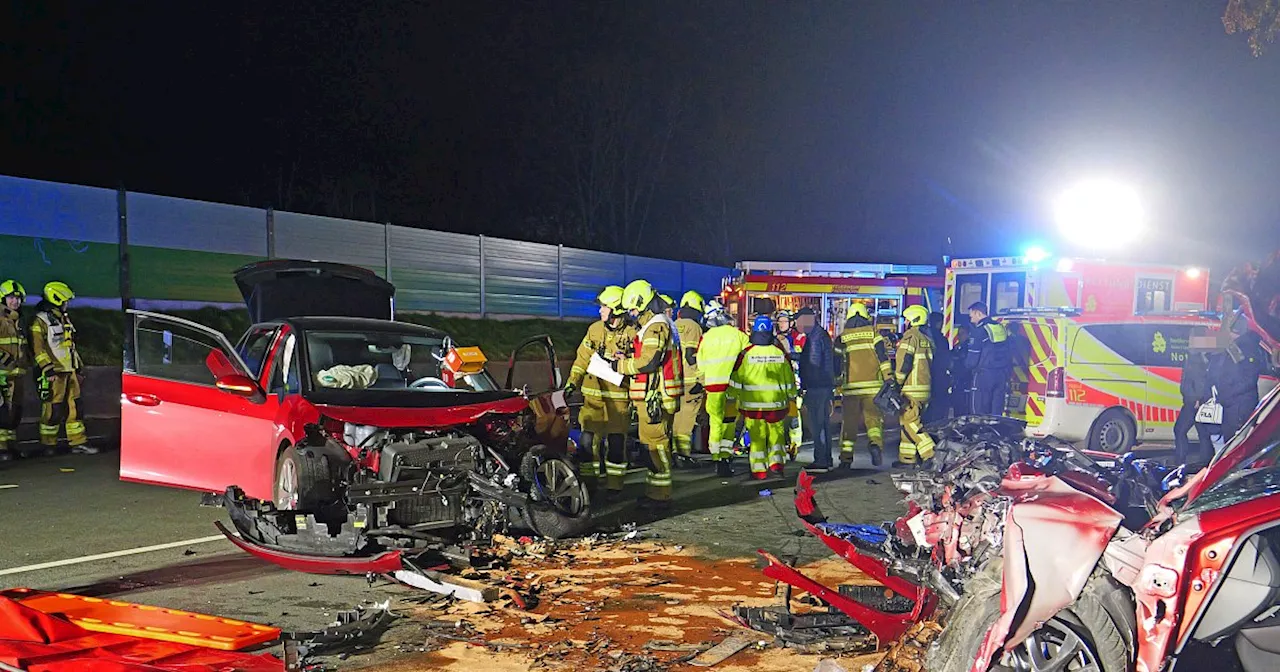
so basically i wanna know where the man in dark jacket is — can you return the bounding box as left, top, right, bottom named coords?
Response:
left=1205, top=328, right=1269, bottom=451
left=922, top=311, right=951, bottom=424
left=1172, top=344, right=1213, bottom=467
left=965, top=302, right=1012, bottom=415
left=795, top=307, right=837, bottom=472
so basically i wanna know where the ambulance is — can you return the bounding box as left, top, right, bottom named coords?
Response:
left=721, top=261, right=943, bottom=334
left=944, top=256, right=1217, bottom=452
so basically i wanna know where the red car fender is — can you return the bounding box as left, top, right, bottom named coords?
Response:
left=970, top=474, right=1124, bottom=671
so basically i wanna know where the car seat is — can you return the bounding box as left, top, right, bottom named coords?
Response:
left=370, top=363, right=406, bottom=388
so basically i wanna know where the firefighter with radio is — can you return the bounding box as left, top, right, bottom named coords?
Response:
left=893, top=305, right=937, bottom=467
left=0, top=280, right=29, bottom=461
left=613, top=280, right=683, bottom=508
left=31, top=282, right=98, bottom=455
left=565, top=285, right=634, bottom=492
left=728, top=315, right=797, bottom=479
left=965, top=301, right=1012, bottom=416
left=836, top=302, right=891, bottom=467
left=696, top=300, right=748, bottom=477
left=672, top=291, right=706, bottom=463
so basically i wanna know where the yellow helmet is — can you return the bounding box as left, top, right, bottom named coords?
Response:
left=43, top=281, right=74, bottom=307
left=0, top=280, right=24, bottom=300
left=597, top=285, right=625, bottom=310
left=680, top=291, right=705, bottom=312
left=903, top=304, right=929, bottom=327
left=621, top=279, right=656, bottom=312
left=846, top=302, right=871, bottom=321
left=659, top=294, right=674, bottom=309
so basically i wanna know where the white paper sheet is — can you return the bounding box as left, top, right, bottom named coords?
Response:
left=588, top=352, right=625, bottom=387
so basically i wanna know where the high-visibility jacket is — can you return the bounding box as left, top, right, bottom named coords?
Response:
left=895, top=326, right=934, bottom=401
left=836, top=321, right=891, bottom=396
left=617, top=312, right=683, bottom=411
left=567, top=319, right=634, bottom=404
left=0, top=308, right=29, bottom=374
left=697, top=325, right=749, bottom=393
left=727, top=344, right=796, bottom=412
left=674, top=317, right=704, bottom=393
left=31, top=303, right=81, bottom=374
left=967, top=317, right=1011, bottom=374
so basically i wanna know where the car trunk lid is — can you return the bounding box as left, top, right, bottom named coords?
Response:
left=235, top=260, right=395, bottom=323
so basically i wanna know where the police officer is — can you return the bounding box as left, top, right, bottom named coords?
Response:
left=836, top=302, right=891, bottom=467
left=728, top=315, right=796, bottom=480
left=32, top=282, right=98, bottom=455
left=672, top=291, right=706, bottom=462
left=0, top=280, right=28, bottom=461
left=565, top=286, right=634, bottom=492
left=696, top=300, right=748, bottom=476
left=614, top=280, right=683, bottom=509
left=894, top=305, right=936, bottom=467
left=965, top=302, right=1011, bottom=416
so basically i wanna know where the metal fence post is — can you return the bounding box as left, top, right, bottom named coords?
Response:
left=478, top=235, right=487, bottom=317
left=266, top=207, right=275, bottom=259
left=117, top=186, right=131, bottom=311
left=556, top=244, right=564, bottom=318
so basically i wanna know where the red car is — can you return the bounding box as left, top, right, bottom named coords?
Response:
left=120, top=261, right=590, bottom=569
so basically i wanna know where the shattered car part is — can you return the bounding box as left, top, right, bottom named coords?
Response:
left=688, top=631, right=755, bottom=667
left=285, top=600, right=395, bottom=659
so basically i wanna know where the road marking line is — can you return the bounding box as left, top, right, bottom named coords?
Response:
left=0, top=535, right=228, bottom=577
left=0, top=485, right=17, bottom=490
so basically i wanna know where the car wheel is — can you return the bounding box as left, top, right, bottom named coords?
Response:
left=929, top=563, right=1133, bottom=672
left=518, top=451, right=593, bottom=539
left=1088, top=409, right=1136, bottom=454
left=273, top=446, right=332, bottom=511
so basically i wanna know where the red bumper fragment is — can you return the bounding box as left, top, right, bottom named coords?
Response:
left=216, top=521, right=405, bottom=575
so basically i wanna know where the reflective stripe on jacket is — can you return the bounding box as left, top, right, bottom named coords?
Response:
left=727, top=344, right=795, bottom=411
left=31, top=306, right=80, bottom=373
left=837, top=323, right=891, bottom=395
left=967, top=317, right=1011, bottom=373
left=696, top=325, right=749, bottom=393
left=895, top=326, right=933, bottom=400
left=568, top=319, right=633, bottom=402
left=618, top=312, right=683, bottom=404
left=0, top=309, right=28, bottom=373
left=674, top=317, right=704, bottom=392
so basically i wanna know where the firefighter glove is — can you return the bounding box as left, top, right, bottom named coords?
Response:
left=563, top=381, right=578, bottom=398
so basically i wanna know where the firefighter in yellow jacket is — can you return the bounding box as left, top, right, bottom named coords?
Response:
left=836, top=302, right=891, bottom=467
left=728, top=315, right=797, bottom=479
left=672, top=291, right=705, bottom=462
left=613, top=280, right=682, bottom=508
left=894, top=305, right=936, bottom=467
left=0, top=280, right=29, bottom=460
left=565, top=286, right=635, bottom=491
left=31, top=282, right=98, bottom=455
left=696, top=300, right=748, bottom=477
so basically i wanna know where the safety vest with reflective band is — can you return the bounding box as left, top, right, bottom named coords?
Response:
left=837, top=324, right=891, bottom=395
left=972, top=318, right=1012, bottom=372
left=31, top=306, right=81, bottom=374
left=0, top=309, right=28, bottom=373
left=618, top=313, right=683, bottom=407
left=895, top=327, right=933, bottom=400
left=696, top=325, right=749, bottom=393
left=567, top=319, right=634, bottom=403
left=727, top=344, right=796, bottom=412
left=674, top=317, right=704, bottom=393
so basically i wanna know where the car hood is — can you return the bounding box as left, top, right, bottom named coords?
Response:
left=235, top=260, right=395, bottom=322
left=309, top=390, right=528, bottom=428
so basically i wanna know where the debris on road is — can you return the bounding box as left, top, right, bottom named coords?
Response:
left=687, top=631, right=754, bottom=666
left=286, top=600, right=395, bottom=659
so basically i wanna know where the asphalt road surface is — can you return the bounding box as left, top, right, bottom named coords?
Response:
left=0, top=421, right=905, bottom=669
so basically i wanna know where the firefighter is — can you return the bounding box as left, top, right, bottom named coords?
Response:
left=965, top=302, right=1011, bottom=416
left=774, top=310, right=803, bottom=457
left=565, top=285, right=634, bottom=493
left=894, top=305, right=936, bottom=467
left=836, top=302, right=890, bottom=467
left=31, top=282, right=97, bottom=455
left=696, top=300, right=748, bottom=477
left=672, top=291, right=705, bottom=462
left=0, top=280, right=29, bottom=461
left=728, top=315, right=796, bottom=479
left=614, top=279, right=683, bottom=509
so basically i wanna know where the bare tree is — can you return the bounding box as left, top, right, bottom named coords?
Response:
left=1224, top=0, right=1280, bottom=56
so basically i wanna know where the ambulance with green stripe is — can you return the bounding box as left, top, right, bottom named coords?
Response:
left=944, top=256, right=1223, bottom=452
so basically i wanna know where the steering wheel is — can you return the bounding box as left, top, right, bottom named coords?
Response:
left=409, top=376, right=451, bottom=390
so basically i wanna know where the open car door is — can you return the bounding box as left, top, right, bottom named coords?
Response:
left=505, top=335, right=569, bottom=453
left=121, top=310, right=278, bottom=495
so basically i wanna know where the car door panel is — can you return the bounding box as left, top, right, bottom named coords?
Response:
left=120, top=311, right=279, bottom=498
left=506, top=335, right=569, bottom=453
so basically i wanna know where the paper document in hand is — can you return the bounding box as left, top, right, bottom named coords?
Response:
left=588, top=353, right=625, bottom=387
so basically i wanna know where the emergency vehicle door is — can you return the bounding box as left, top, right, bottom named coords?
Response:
left=505, top=336, right=569, bottom=453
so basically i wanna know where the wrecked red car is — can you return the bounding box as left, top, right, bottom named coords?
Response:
left=120, top=260, right=590, bottom=569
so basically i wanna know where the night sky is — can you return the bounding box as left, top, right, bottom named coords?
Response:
left=4, top=2, right=1279, bottom=272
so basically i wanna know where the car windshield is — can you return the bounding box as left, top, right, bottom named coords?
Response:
left=303, top=329, right=498, bottom=392
left=1183, top=386, right=1280, bottom=515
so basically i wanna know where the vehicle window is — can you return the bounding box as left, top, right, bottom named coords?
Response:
left=955, top=276, right=986, bottom=327
left=1069, top=324, right=1148, bottom=366
left=1184, top=435, right=1280, bottom=516
left=134, top=316, right=229, bottom=385
left=269, top=334, right=301, bottom=394
left=236, top=327, right=277, bottom=378
left=507, top=339, right=559, bottom=394
left=992, top=272, right=1025, bottom=315
left=1144, top=324, right=1192, bottom=368
left=303, top=330, right=455, bottom=391
left=1136, top=277, right=1174, bottom=314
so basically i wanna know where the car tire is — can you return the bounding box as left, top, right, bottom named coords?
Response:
left=1089, top=408, right=1137, bottom=454
left=928, top=561, right=1133, bottom=672
left=517, top=450, right=593, bottom=539
left=273, top=446, right=333, bottom=511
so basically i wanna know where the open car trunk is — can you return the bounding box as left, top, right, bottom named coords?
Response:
left=235, top=260, right=395, bottom=322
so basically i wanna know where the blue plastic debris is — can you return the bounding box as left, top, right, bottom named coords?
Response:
left=815, top=523, right=890, bottom=546
left=759, top=489, right=773, bottom=497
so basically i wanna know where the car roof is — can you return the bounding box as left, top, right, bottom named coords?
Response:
left=255, top=316, right=448, bottom=338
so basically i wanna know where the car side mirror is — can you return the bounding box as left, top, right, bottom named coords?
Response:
left=215, top=374, right=265, bottom=403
